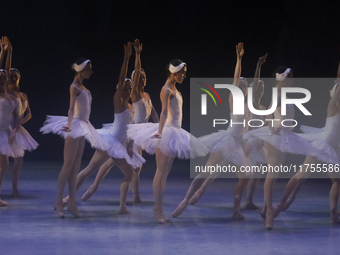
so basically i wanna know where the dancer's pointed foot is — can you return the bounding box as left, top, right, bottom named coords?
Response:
left=118, top=204, right=130, bottom=214
left=0, top=199, right=8, bottom=207
left=153, top=207, right=167, bottom=224
left=172, top=199, right=188, bottom=218
left=81, top=185, right=97, bottom=201
left=244, top=201, right=259, bottom=210
left=54, top=202, right=65, bottom=218
left=265, top=210, right=274, bottom=230
left=188, top=188, right=204, bottom=205
left=273, top=202, right=283, bottom=219
left=232, top=211, right=245, bottom=220
left=67, top=204, right=83, bottom=218
left=133, top=194, right=142, bottom=204
left=12, top=189, right=20, bottom=197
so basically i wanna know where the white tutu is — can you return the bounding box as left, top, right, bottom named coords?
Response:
left=40, top=116, right=108, bottom=151
left=243, top=133, right=267, bottom=165
left=199, top=130, right=250, bottom=167
left=0, top=129, right=25, bottom=157
left=127, top=123, right=209, bottom=159
left=97, top=124, right=145, bottom=168
left=15, top=126, right=39, bottom=151
left=246, top=126, right=317, bottom=156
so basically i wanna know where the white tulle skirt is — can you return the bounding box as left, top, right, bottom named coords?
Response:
left=127, top=123, right=209, bottom=159
left=246, top=126, right=317, bottom=156
left=199, top=130, right=250, bottom=167
left=243, top=133, right=267, bottom=165
left=40, top=116, right=108, bottom=151
left=298, top=125, right=340, bottom=164
left=15, top=126, right=39, bottom=151
left=0, top=129, right=25, bottom=157
left=96, top=125, right=145, bottom=168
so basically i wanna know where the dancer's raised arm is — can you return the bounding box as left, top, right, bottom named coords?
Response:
left=132, top=39, right=143, bottom=97
left=230, top=42, right=244, bottom=112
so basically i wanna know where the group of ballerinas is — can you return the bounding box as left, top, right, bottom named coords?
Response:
left=172, top=43, right=340, bottom=230
left=1, top=38, right=340, bottom=229
left=0, top=36, right=38, bottom=206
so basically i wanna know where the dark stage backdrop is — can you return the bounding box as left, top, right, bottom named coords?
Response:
left=0, top=0, right=339, bottom=161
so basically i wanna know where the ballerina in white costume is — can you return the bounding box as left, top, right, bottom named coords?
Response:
left=243, top=53, right=268, bottom=210
left=274, top=61, right=340, bottom=224
left=246, top=67, right=318, bottom=229
left=4, top=37, right=38, bottom=197
left=171, top=43, right=252, bottom=220
left=64, top=42, right=145, bottom=215
left=127, top=59, right=209, bottom=223
left=41, top=58, right=108, bottom=218
left=80, top=39, right=158, bottom=203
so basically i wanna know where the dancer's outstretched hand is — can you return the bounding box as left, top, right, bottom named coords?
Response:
left=133, top=39, right=143, bottom=54
left=236, top=42, right=244, bottom=58
left=124, top=42, right=132, bottom=58
left=257, top=53, right=268, bottom=66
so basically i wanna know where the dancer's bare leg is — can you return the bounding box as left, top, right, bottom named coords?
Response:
left=82, top=158, right=115, bottom=201
left=111, top=157, right=134, bottom=214
left=328, top=171, right=340, bottom=224
left=275, top=156, right=316, bottom=217
left=281, top=179, right=306, bottom=211
left=63, top=150, right=109, bottom=204
left=0, top=155, right=9, bottom=206
left=153, top=148, right=174, bottom=223
left=55, top=137, right=83, bottom=218
left=263, top=142, right=285, bottom=229
left=232, top=170, right=250, bottom=220
left=131, top=147, right=142, bottom=203
left=172, top=152, right=224, bottom=217
left=11, top=157, right=23, bottom=197
left=244, top=165, right=262, bottom=210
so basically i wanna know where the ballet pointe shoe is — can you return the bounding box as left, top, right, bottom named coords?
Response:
left=81, top=185, right=97, bottom=201
left=188, top=188, right=204, bottom=205
left=153, top=207, right=168, bottom=224
left=260, top=207, right=267, bottom=220
left=265, top=210, right=274, bottom=230
left=67, top=204, right=83, bottom=218
left=0, top=199, right=8, bottom=207
left=232, top=211, right=245, bottom=220
left=54, top=203, right=65, bottom=218
left=172, top=199, right=188, bottom=218
left=243, top=201, right=259, bottom=210
left=118, top=204, right=130, bottom=214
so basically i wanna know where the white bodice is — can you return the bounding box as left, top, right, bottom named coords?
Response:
left=109, top=108, right=134, bottom=143
left=73, top=90, right=92, bottom=121
left=165, top=92, right=182, bottom=128
left=321, top=114, right=340, bottom=147
left=273, top=104, right=295, bottom=130
left=0, top=97, right=16, bottom=131
left=132, top=98, right=152, bottom=124
left=228, top=113, right=246, bottom=139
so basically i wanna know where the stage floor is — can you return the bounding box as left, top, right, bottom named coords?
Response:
left=0, top=160, right=339, bottom=255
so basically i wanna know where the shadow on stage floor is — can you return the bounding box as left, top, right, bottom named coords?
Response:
left=0, top=160, right=339, bottom=255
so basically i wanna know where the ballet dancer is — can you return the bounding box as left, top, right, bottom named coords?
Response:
left=0, top=39, right=22, bottom=206
left=274, top=61, right=340, bottom=224
left=245, top=66, right=318, bottom=229
left=64, top=42, right=145, bottom=214
left=80, top=39, right=159, bottom=203
left=172, top=42, right=252, bottom=220
left=41, top=58, right=108, bottom=218
left=4, top=37, right=38, bottom=197
left=127, top=59, right=209, bottom=223
left=243, top=53, right=268, bottom=210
